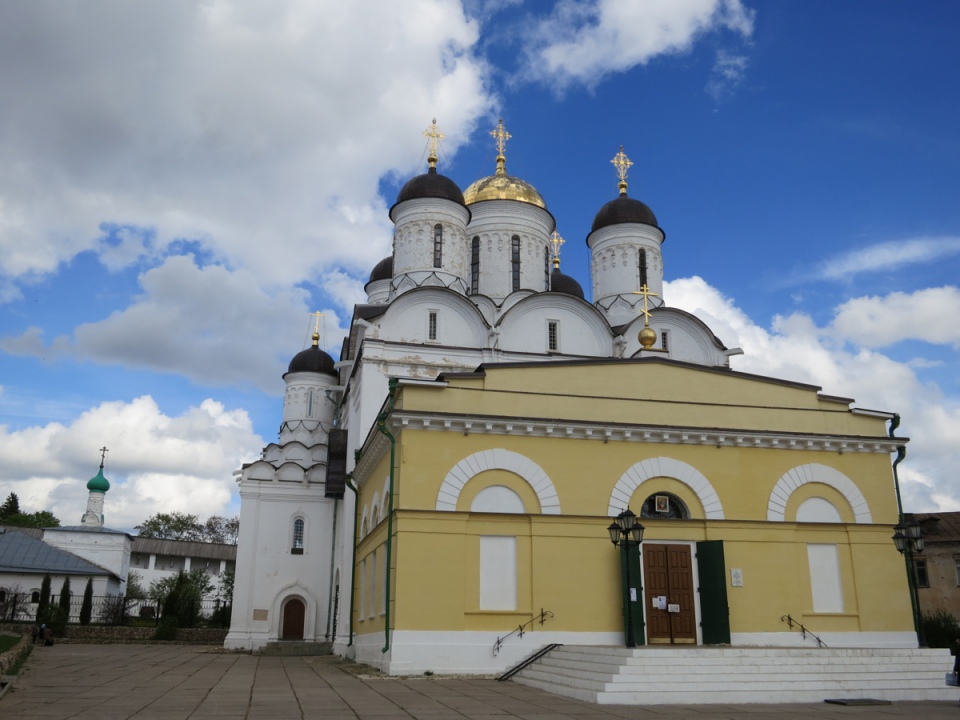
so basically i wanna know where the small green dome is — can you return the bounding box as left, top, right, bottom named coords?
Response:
left=87, top=467, right=110, bottom=493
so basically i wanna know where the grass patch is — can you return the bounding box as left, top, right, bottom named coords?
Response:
left=0, top=635, right=21, bottom=653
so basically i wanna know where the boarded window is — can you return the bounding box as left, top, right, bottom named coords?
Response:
left=480, top=536, right=517, bottom=610
left=808, top=544, right=843, bottom=613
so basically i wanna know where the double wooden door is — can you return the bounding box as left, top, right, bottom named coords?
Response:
left=643, top=544, right=697, bottom=644
left=281, top=598, right=305, bottom=640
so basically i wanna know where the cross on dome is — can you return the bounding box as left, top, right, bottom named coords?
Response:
left=98, top=445, right=109, bottom=468
left=631, top=284, right=659, bottom=327
left=611, top=146, right=633, bottom=196
left=422, top=118, right=445, bottom=169
left=549, top=230, right=565, bottom=267
left=491, top=119, right=512, bottom=176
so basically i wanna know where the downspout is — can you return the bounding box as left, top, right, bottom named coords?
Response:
left=345, top=474, right=360, bottom=647
left=375, top=378, right=399, bottom=654
left=888, top=415, right=919, bottom=639
left=324, top=497, right=338, bottom=639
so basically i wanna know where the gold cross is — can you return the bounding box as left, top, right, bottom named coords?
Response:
left=311, top=311, right=324, bottom=346
left=422, top=118, right=445, bottom=169
left=98, top=446, right=109, bottom=468
left=611, top=146, right=633, bottom=195
left=631, top=285, right=659, bottom=327
left=549, top=230, right=565, bottom=265
left=491, top=118, right=511, bottom=156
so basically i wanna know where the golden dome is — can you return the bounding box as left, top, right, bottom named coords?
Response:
left=463, top=119, right=547, bottom=209
left=462, top=171, right=547, bottom=208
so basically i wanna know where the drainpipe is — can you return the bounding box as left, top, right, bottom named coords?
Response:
left=375, top=378, right=399, bottom=654
left=345, top=474, right=360, bottom=647
left=324, top=497, right=338, bottom=639
left=888, top=416, right=919, bottom=641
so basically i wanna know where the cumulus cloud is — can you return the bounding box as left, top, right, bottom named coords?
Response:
left=811, top=237, right=960, bottom=283
left=706, top=50, right=749, bottom=101
left=0, top=1, right=494, bottom=292
left=523, top=0, right=754, bottom=90
left=831, top=286, right=960, bottom=349
left=0, top=255, right=348, bottom=393
left=666, top=276, right=960, bottom=512
left=0, top=396, right=262, bottom=530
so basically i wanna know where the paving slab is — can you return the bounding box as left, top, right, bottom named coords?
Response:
left=1, top=644, right=959, bottom=720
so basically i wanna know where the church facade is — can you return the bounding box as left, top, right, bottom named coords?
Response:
left=225, top=122, right=914, bottom=675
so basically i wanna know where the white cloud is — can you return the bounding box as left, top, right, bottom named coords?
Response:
left=706, top=50, right=749, bottom=101
left=0, top=1, right=494, bottom=292
left=0, top=255, right=349, bottom=393
left=831, top=286, right=960, bottom=349
left=523, top=0, right=754, bottom=90
left=666, top=276, right=960, bottom=512
left=813, top=237, right=960, bottom=282
left=0, top=396, right=261, bottom=530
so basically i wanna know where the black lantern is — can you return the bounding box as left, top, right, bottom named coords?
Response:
left=892, top=519, right=926, bottom=647
left=608, top=507, right=645, bottom=648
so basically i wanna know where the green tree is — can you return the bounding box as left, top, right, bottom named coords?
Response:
left=2, top=510, right=60, bottom=528
left=135, top=512, right=202, bottom=541
left=58, top=577, right=71, bottom=618
left=201, top=515, right=240, bottom=544
left=36, top=574, right=52, bottom=620
left=0, top=492, right=20, bottom=520
left=150, top=569, right=214, bottom=629
left=79, top=578, right=94, bottom=626
left=126, top=571, right=147, bottom=600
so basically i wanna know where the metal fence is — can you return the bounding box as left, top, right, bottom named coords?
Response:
left=0, top=593, right=229, bottom=627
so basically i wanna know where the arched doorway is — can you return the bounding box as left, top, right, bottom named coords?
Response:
left=281, top=597, right=305, bottom=640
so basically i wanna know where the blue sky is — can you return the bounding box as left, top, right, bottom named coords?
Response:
left=1, top=0, right=958, bottom=530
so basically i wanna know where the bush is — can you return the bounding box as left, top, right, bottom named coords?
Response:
left=153, top=616, right=178, bottom=641
left=79, top=578, right=93, bottom=626
left=39, top=605, right=68, bottom=637
left=921, top=608, right=960, bottom=649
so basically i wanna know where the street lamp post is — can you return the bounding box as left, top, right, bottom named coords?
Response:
left=892, top=520, right=927, bottom=648
left=608, top=507, right=645, bottom=648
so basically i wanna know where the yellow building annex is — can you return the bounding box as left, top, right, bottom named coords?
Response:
left=350, top=358, right=913, bottom=674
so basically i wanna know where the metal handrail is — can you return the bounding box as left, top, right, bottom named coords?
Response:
left=497, top=643, right=564, bottom=681
left=492, top=608, right=554, bottom=656
left=780, top=613, right=828, bottom=647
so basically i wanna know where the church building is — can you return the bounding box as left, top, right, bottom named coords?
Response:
left=225, top=121, right=916, bottom=678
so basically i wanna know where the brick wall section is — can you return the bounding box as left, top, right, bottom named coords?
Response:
left=0, top=624, right=227, bottom=645
left=0, top=632, right=30, bottom=674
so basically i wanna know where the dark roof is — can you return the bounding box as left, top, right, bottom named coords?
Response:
left=392, top=167, right=466, bottom=210
left=907, top=512, right=960, bottom=543
left=130, top=537, right=238, bottom=560
left=368, top=256, right=393, bottom=284
left=286, top=345, right=337, bottom=377
left=0, top=528, right=113, bottom=577
left=591, top=193, right=660, bottom=233
left=549, top=269, right=584, bottom=299
left=46, top=525, right=130, bottom=536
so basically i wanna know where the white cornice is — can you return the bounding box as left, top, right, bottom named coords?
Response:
left=384, top=410, right=906, bottom=455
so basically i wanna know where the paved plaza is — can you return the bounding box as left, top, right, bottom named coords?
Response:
left=1, top=644, right=958, bottom=720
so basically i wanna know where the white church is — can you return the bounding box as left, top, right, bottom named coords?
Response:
left=223, top=121, right=938, bottom=702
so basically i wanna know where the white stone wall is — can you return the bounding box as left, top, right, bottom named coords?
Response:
left=589, top=223, right=665, bottom=326
left=391, top=199, right=470, bottom=298
left=43, top=529, right=131, bottom=595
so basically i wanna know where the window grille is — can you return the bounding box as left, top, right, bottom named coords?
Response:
left=471, top=237, right=480, bottom=294
left=511, top=236, right=521, bottom=291
left=292, top=518, right=304, bottom=554
left=548, top=321, right=558, bottom=351
left=661, top=331, right=669, bottom=351
left=433, top=224, right=443, bottom=268
left=428, top=311, right=438, bottom=341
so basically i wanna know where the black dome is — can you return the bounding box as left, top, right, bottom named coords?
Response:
left=550, top=269, right=584, bottom=299
left=591, top=194, right=659, bottom=232
left=286, top=345, right=337, bottom=377
left=368, top=255, right=393, bottom=283
left=395, top=167, right=466, bottom=206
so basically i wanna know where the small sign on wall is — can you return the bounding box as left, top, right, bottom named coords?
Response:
left=731, top=568, right=743, bottom=587
left=630, top=588, right=637, bottom=602
left=667, top=604, right=680, bottom=613
left=653, top=595, right=667, bottom=610
left=253, top=609, right=268, bottom=621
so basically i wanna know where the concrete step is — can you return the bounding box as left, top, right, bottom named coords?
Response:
left=511, top=645, right=958, bottom=705
left=258, top=640, right=332, bottom=656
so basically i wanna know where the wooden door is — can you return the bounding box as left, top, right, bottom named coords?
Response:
left=281, top=598, right=305, bottom=640
left=642, top=544, right=697, bottom=644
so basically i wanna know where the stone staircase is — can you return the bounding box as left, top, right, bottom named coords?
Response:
left=510, top=645, right=957, bottom=704
left=258, top=641, right=333, bottom=657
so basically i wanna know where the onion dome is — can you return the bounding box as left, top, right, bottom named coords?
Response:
left=286, top=332, right=337, bottom=377
left=549, top=254, right=584, bottom=299
left=368, top=255, right=393, bottom=283
left=463, top=119, right=547, bottom=209
left=394, top=166, right=466, bottom=207
left=591, top=145, right=661, bottom=233
left=87, top=466, right=110, bottom=493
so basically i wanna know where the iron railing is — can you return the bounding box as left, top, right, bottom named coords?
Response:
left=492, top=608, right=554, bottom=656
left=0, top=593, right=230, bottom=627
left=780, top=613, right=828, bottom=647
left=497, top=643, right=563, bottom=681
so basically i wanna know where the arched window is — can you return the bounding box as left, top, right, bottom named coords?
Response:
left=433, top=224, right=443, bottom=268
left=291, top=518, right=305, bottom=554
left=470, top=237, right=480, bottom=294
left=307, top=389, right=314, bottom=418
left=638, top=250, right=648, bottom=289
left=1, top=590, right=9, bottom=603
left=30, top=590, right=39, bottom=603
left=511, top=236, right=521, bottom=291
left=640, top=492, right=689, bottom=519
left=544, top=246, right=550, bottom=289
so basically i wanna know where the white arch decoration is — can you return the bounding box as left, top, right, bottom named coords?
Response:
left=767, top=463, right=871, bottom=523
left=435, top=449, right=560, bottom=514
left=607, top=457, right=724, bottom=519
